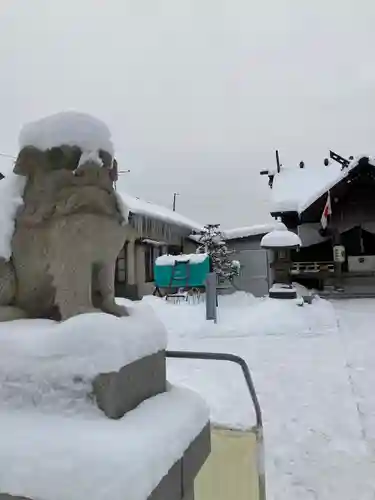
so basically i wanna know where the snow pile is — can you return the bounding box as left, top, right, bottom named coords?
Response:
left=261, top=228, right=301, bottom=248
left=0, top=386, right=209, bottom=500
left=224, top=222, right=281, bottom=240
left=0, top=172, right=26, bottom=260
left=19, top=111, right=114, bottom=156
left=0, top=303, right=166, bottom=413
left=139, top=292, right=336, bottom=343
left=271, top=156, right=375, bottom=214
left=119, top=192, right=202, bottom=233
left=142, top=292, right=337, bottom=431
left=155, top=253, right=208, bottom=266
left=292, top=281, right=315, bottom=298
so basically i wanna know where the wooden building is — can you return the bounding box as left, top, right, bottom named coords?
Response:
left=263, top=153, right=375, bottom=295
left=115, top=192, right=201, bottom=299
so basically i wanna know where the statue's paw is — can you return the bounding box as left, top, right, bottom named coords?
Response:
left=114, top=304, right=130, bottom=317
left=101, top=301, right=130, bottom=317
left=61, top=306, right=102, bottom=320
left=0, top=306, right=28, bottom=322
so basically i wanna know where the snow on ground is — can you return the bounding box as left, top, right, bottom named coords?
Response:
left=143, top=293, right=375, bottom=500
left=2, top=291, right=375, bottom=500
left=142, top=292, right=335, bottom=341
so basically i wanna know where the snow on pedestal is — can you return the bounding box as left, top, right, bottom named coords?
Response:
left=0, top=387, right=209, bottom=500
left=19, top=111, right=114, bottom=156
left=268, top=282, right=298, bottom=300
left=0, top=303, right=166, bottom=413
left=0, top=303, right=210, bottom=500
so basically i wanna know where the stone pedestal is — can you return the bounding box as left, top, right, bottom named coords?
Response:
left=269, top=283, right=297, bottom=299
left=0, top=312, right=210, bottom=500
left=93, top=350, right=166, bottom=419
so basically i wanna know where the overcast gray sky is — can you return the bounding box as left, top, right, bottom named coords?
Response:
left=1, top=0, right=375, bottom=228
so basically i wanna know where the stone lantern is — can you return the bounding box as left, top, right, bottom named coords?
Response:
left=261, top=223, right=301, bottom=299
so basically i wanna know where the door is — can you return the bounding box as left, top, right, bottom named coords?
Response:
left=233, top=249, right=269, bottom=297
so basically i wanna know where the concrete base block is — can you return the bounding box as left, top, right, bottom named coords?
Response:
left=269, top=289, right=297, bottom=299
left=92, top=350, right=166, bottom=419
left=148, top=422, right=210, bottom=500
left=0, top=421, right=210, bottom=500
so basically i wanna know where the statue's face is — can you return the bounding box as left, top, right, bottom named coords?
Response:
left=14, top=146, right=115, bottom=179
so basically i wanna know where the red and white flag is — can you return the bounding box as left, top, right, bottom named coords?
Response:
left=320, top=191, right=332, bottom=230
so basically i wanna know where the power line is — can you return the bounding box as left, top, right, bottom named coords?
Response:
left=0, top=152, right=16, bottom=160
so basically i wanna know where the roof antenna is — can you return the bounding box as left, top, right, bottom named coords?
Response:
left=276, top=150, right=281, bottom=173
left=329, top=150, right=350, bottom=170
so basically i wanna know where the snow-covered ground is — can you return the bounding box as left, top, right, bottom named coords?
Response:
left=1, top=292, right=375, bottom=500
left=142, top=294, right=375, bottom=500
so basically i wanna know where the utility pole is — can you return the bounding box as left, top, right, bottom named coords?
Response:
left=275, top=150, right=281, bottom=173
left=172, top=192, right=179, bottom=212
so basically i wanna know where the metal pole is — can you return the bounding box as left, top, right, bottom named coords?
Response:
left=166, top=350, right=266, bottom=500
left=205, top=272, right=217, bottom=323
left=173, top=192, right=179, bottom=212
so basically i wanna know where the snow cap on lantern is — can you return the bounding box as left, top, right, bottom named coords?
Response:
left=261, top=222, right=301, bottom=249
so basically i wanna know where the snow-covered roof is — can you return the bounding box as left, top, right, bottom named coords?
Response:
left=261, top=228, right=301, bottom=248
left=271, top=156, right=375, bottom=214
left=119, top=192, right=202, bottom=235
left=224, top=222, right=281, bottom=240
left=19, top=111, right=114, bottom=156
left=155, top=253, right=208, bottom=266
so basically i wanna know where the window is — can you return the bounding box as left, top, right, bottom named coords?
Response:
left=144, top=244, right=162, bottom=282
left=167, top=244, right=183, bottom=256
left=115, top=243, right=128, bottom=283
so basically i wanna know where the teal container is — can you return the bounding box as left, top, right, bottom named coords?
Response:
left=154, top=254, right=210, bottom=288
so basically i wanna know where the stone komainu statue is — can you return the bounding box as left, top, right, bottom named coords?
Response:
left=0, top=144, right=129, bottom=321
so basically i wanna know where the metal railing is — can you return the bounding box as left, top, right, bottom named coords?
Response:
left=166, top=350, right=266, bottom=500
left=291, top=261, right=335, bottom=274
